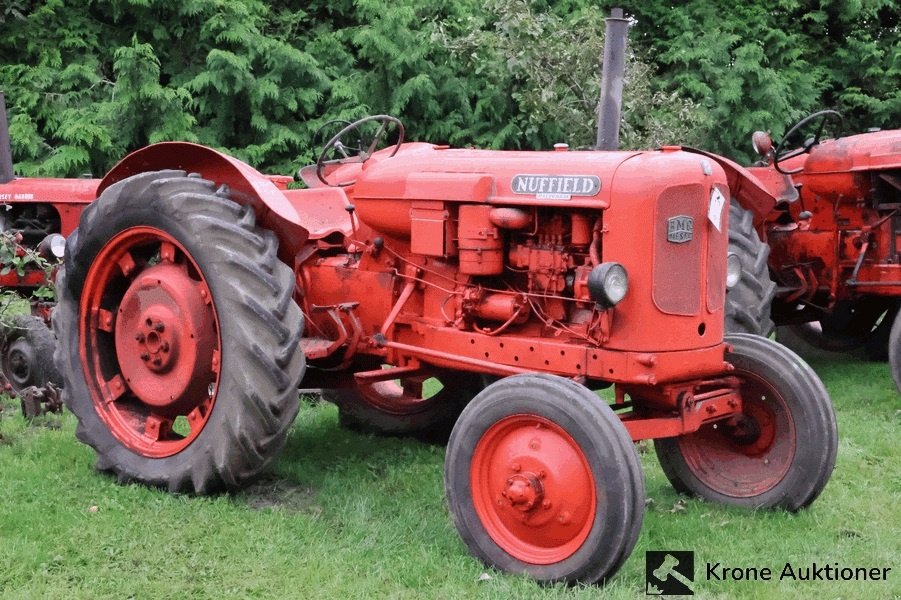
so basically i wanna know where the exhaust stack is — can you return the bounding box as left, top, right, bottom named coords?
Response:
left=0, top=92, right=13, bottom=183
left=595, top=8, right=629, bottom=151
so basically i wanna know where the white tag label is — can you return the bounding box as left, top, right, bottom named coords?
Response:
left=708, top=187, right=726, bottom=232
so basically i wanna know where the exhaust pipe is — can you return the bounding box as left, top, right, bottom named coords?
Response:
left=595, top=8, right=629, bottom=151
left=0, top=92, right=13, bottom=183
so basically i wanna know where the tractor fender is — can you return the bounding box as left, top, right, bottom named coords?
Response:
left=682, top=147, right=787, bottom=230
left=98, top=142, right=309, bottom=253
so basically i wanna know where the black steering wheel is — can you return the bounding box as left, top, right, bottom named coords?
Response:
left=315, top=115, right=405, bottom=187
left=773, top=110, right=843, bottom=175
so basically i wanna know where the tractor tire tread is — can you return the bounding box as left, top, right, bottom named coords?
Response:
left=55, top=170, right=305, bottom=494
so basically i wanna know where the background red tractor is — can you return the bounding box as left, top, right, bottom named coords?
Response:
left=0, top=92, right=95, bottom=409
left=53, top=114, right=837, bottom=585
left=719, top=111, right=901, bottom=390
left=0, top=92, right=293, bottom=414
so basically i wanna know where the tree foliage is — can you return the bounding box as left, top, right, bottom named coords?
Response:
left=626, top=0, right=900, bottom=161
left=0, top=0, right=897, bottom=176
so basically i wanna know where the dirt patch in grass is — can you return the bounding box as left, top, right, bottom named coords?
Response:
left=237, top=476, right=321, bottom=515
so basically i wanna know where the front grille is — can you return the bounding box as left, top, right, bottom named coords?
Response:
left=653, top=184, right=706, bottom=315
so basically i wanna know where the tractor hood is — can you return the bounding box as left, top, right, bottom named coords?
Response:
left=797, top=129, right=901, bottom=200
left=804, top=129, right=901, bottom=174
left=353, top=142, right=640, bottom=207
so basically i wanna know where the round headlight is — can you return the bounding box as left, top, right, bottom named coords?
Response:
left=587, top=262, right=629, bottom=307
left=726, top=252, right=742, bottom=289
left=38, top=233, right=66, bottom=260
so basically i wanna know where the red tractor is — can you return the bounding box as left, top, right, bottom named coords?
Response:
left=0, top=93, right=95, bottom=402
left=0, top=92, right=294, bottom=411
left=54, top=115, right=837, bottom=585
left=718, top=111, right=901, bottom=389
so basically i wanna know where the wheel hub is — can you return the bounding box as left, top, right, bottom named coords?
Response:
left=472, top=414, right=596, bottom=565
left=114, top=263, right=216, bottom=413
left=502, top=473, right=544, bottom=511
left=6, top=340, right=33, bottom=386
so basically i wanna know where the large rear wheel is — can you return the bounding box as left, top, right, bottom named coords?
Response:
left=655, top=333, right=836, bottom=510
left=445, top=374, right=644, bottom=585
left=725, top=200, right=776, bottom=336
left=54, top=171, right=306, bottom=493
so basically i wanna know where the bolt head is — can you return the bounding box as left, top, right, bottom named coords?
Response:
left=154, top=322, right=165, bottom=332
left=152, top=357, right=162, bottom=366
left=135, top=333, right=145, bottom=342
left=511, top=463, right=521, bottom=472
left=140, top=352, right=150, bottom=361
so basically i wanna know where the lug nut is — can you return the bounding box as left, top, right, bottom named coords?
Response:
left=152, top=357, right=162, bottom=366
left=161, top=342, right=170, bottom=353
left=135, top=333, right=145, bottom=342
left=140, top=352, right=150, bottom=361
left=154, top=322, right=165, bottom=332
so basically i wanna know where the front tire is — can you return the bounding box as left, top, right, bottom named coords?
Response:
left=0, top=314, right=61, bottom=394
left=655, top=333, right=837, bottom=510
left=445, top=374, right=644, bottom=585
left=886, top=311, right=901, bottom=395
left=54, top=171, right=306, bottom=493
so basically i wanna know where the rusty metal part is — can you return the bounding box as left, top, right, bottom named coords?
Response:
left=20, top=383, right=62, bottom=420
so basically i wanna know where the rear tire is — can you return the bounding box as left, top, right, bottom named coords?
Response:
left=725, top=200, right=776, bottom=336
left=445, top=374, right=644, bottom=585
left=781, top=299, right=898, bottom=361
left=0, top=314, right=61, bottom=393
left=54, top=171, right=305, bottom=494
left=321, top=369, right=483, bottom=441
left=655, top=334, right=837, bottom=510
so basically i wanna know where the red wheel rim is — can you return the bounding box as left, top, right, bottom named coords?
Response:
left=677, top=370, right=796, bottom=497
left=471, top=414, right=596, bottom=565
left=79, top=226, right=221, bottom=458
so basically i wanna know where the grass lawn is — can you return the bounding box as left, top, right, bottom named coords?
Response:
left=0, top=354, right=899, bottom=599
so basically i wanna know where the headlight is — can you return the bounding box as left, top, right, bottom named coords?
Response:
left=37, top=233, right=66, bottom=260
left=588, top=262, right=629, bottom=307
left=726, top=252, right=742, bottom=289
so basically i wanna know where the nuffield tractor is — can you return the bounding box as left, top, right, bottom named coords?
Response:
left=54, top=115, right=837, bottom=585
left=719, top=112, right=901, bottom=388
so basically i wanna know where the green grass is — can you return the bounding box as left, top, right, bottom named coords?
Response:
left=1, top=356, right=899, bottom=599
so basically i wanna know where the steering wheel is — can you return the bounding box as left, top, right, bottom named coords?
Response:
left=773, top=110, right=843, bottom=175
left=315, top=115, right=405, bottom=187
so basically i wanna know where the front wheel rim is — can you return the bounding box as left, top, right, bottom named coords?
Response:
left=79, top=226, right=222, bottom=458
left=677, top=371, right=796, bottom=497
left=471, top=414, right=597, bottom=564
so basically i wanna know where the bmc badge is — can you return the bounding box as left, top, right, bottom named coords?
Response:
left=511, top=174, right=601, bottom=200
left=667, top=216, right=693, bottom=244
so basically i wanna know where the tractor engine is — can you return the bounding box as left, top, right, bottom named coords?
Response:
left=301, top=142, right=732, bottom=381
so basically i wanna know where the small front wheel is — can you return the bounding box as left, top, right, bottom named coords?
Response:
left=445, top=374, right=644, bottom=585
left=0, top=314, right=61, bottom=394
left=655, top=333, right=837, bottom=510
